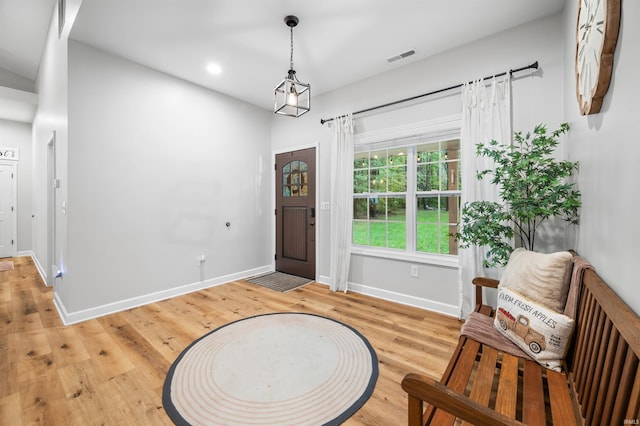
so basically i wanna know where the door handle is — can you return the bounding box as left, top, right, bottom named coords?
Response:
left=309, top=222, right=315, bottom=227
left=309, top=207, right=315, bottom=218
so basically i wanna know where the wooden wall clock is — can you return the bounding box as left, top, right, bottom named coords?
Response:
left=575, top=0, right=621, bottom=115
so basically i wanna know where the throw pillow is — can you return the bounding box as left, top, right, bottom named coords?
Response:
left=494, top=287, right=575, bottom=372
left=500, top=248, right=573, bottom=313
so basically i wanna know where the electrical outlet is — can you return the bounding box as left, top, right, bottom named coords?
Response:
left=198, top=254, right=206, bottom=265
left=410, top=265, right=419, bottom=278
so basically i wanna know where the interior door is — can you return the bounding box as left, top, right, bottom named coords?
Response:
left=275, top=148, right=316, bottom=279
left=48, top=134, right=58, bottom=283
left=0, top=164, right=15, bottom=258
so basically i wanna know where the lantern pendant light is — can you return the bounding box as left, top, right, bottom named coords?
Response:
left=274, top=15, right=310, bottom=117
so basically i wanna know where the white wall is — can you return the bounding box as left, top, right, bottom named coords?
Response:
left=62, top=41, right=272, bottom=320
left=271, top=14, right=565, bottom=316
left=0, top=119, right=32, bottom=252
left=32, top=0, right=83, bottom=286
left=562, top=2, right=640, bottom=315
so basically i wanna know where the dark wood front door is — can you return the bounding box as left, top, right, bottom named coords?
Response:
left=275, top=148, right=316, bottom=279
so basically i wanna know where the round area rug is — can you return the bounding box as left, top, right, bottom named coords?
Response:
left=163, top=312, right=378, bottom=426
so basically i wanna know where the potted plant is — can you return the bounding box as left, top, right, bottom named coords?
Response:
left=456, top=123, right=581, bottom=267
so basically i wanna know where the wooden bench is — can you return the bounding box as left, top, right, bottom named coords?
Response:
left=401, top=257, right=640, bottom=425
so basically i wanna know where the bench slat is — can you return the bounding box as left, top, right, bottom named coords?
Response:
left=583, top=305, right=606, bottom=422
left=495, top=354, right=519, bottom=418
left=601, top=337, right=628, bottom=422
left=401, top=373, right=526, bottom=426
left=612, top=347, right=639, bottom=425
left=522, top=360, right=545, bottom=426
left=461, top=345, right=500, bottom=426
left=467, top=345, right=498, bottom=406
left=588, top=321, right=618, bottom=424
left=423, top=336, right=469, bottom=424
left=625, top=367, right=640, bottom=421
left=547, top=370, right=579, bottom=426
left=602, top=339, right=629, bottom=424
left=575, top=291, right=597, bottom=395
left=430, top=338, right=482, bottom=425
left=423, top=303, right=494, bottom=424
left=576, top=293, right=597, bottom=394
left=571, top=286, right=590, bottom=374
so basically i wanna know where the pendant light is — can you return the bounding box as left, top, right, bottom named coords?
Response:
left=274, top=15, right=310, bottom=117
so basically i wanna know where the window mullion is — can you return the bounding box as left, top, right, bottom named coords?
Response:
left=407, top=146, right=417, bottom=251
left=437, top=140, right=442, bottom=254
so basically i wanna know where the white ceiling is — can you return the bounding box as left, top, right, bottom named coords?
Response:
left=1, top=0, right=566, bottom=116
left=0, top=0, right=55, bottom=122
left=0, top=0, right=56, bottom=80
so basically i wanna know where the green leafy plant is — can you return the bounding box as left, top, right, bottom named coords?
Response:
left=456, top=123, right=581, bottom=267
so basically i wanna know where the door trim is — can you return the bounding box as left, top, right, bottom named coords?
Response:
left=272, top=142, right=319, bottom=278
left=47, top=132, right=57, bottom=285
left=0, top=161, right=17, bottom=258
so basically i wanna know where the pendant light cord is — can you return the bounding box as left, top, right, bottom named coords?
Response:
left=289, top=26, right=294, bottom=71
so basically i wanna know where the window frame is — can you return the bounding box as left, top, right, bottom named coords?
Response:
left=352, top=115, right=462, bottom=267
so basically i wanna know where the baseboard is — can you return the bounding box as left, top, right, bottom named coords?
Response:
left=50, top=265, right=458, bottom=324
left=54, top=265, right=273, bottom=326
left=316, top=275, right=459, bottom=318
left=316, top=274, right=330, bottom=286
left=17, top=251, right=50, bottom=287
left=53, top=291, right=67, bottom=323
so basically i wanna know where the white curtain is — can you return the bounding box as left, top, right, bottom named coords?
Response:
left=329, top=114, right=355, bottom=292
left=458, top=76, right=511, bottom=318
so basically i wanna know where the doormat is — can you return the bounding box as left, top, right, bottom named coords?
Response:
left=0, top=261, right=14, bottom=272
left=246, top=271, right=312, bottom=292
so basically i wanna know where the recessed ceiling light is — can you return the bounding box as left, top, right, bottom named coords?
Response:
left=206, top=63, right=222, bottom=75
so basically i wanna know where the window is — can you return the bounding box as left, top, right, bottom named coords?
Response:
left=282, top=160, right=308, bottom=197
left=353, top=148, right=407, bottom=249
left=415, top=140, right=460, bottom=255
left=352, top=132, right=461, bottom=258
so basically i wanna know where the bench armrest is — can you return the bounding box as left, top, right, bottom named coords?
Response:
left=472, top=277, right=500, bottom=288
left=401, top=373, right=524, bottom=426
left=472, top=277, right=500, bottom=306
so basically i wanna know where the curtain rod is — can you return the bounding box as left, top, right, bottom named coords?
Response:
left=320, top=60, right=538, bottom=125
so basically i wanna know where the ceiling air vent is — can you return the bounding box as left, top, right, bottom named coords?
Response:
left=386, top=49, right=416, bottom=63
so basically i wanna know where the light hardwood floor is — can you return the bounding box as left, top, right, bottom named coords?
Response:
left=0, top=256, right=462, bottom=425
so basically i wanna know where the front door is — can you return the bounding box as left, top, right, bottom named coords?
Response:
left=0, top=164, right=15, bottom=258
left=275, top=148, right=316, bottom=279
